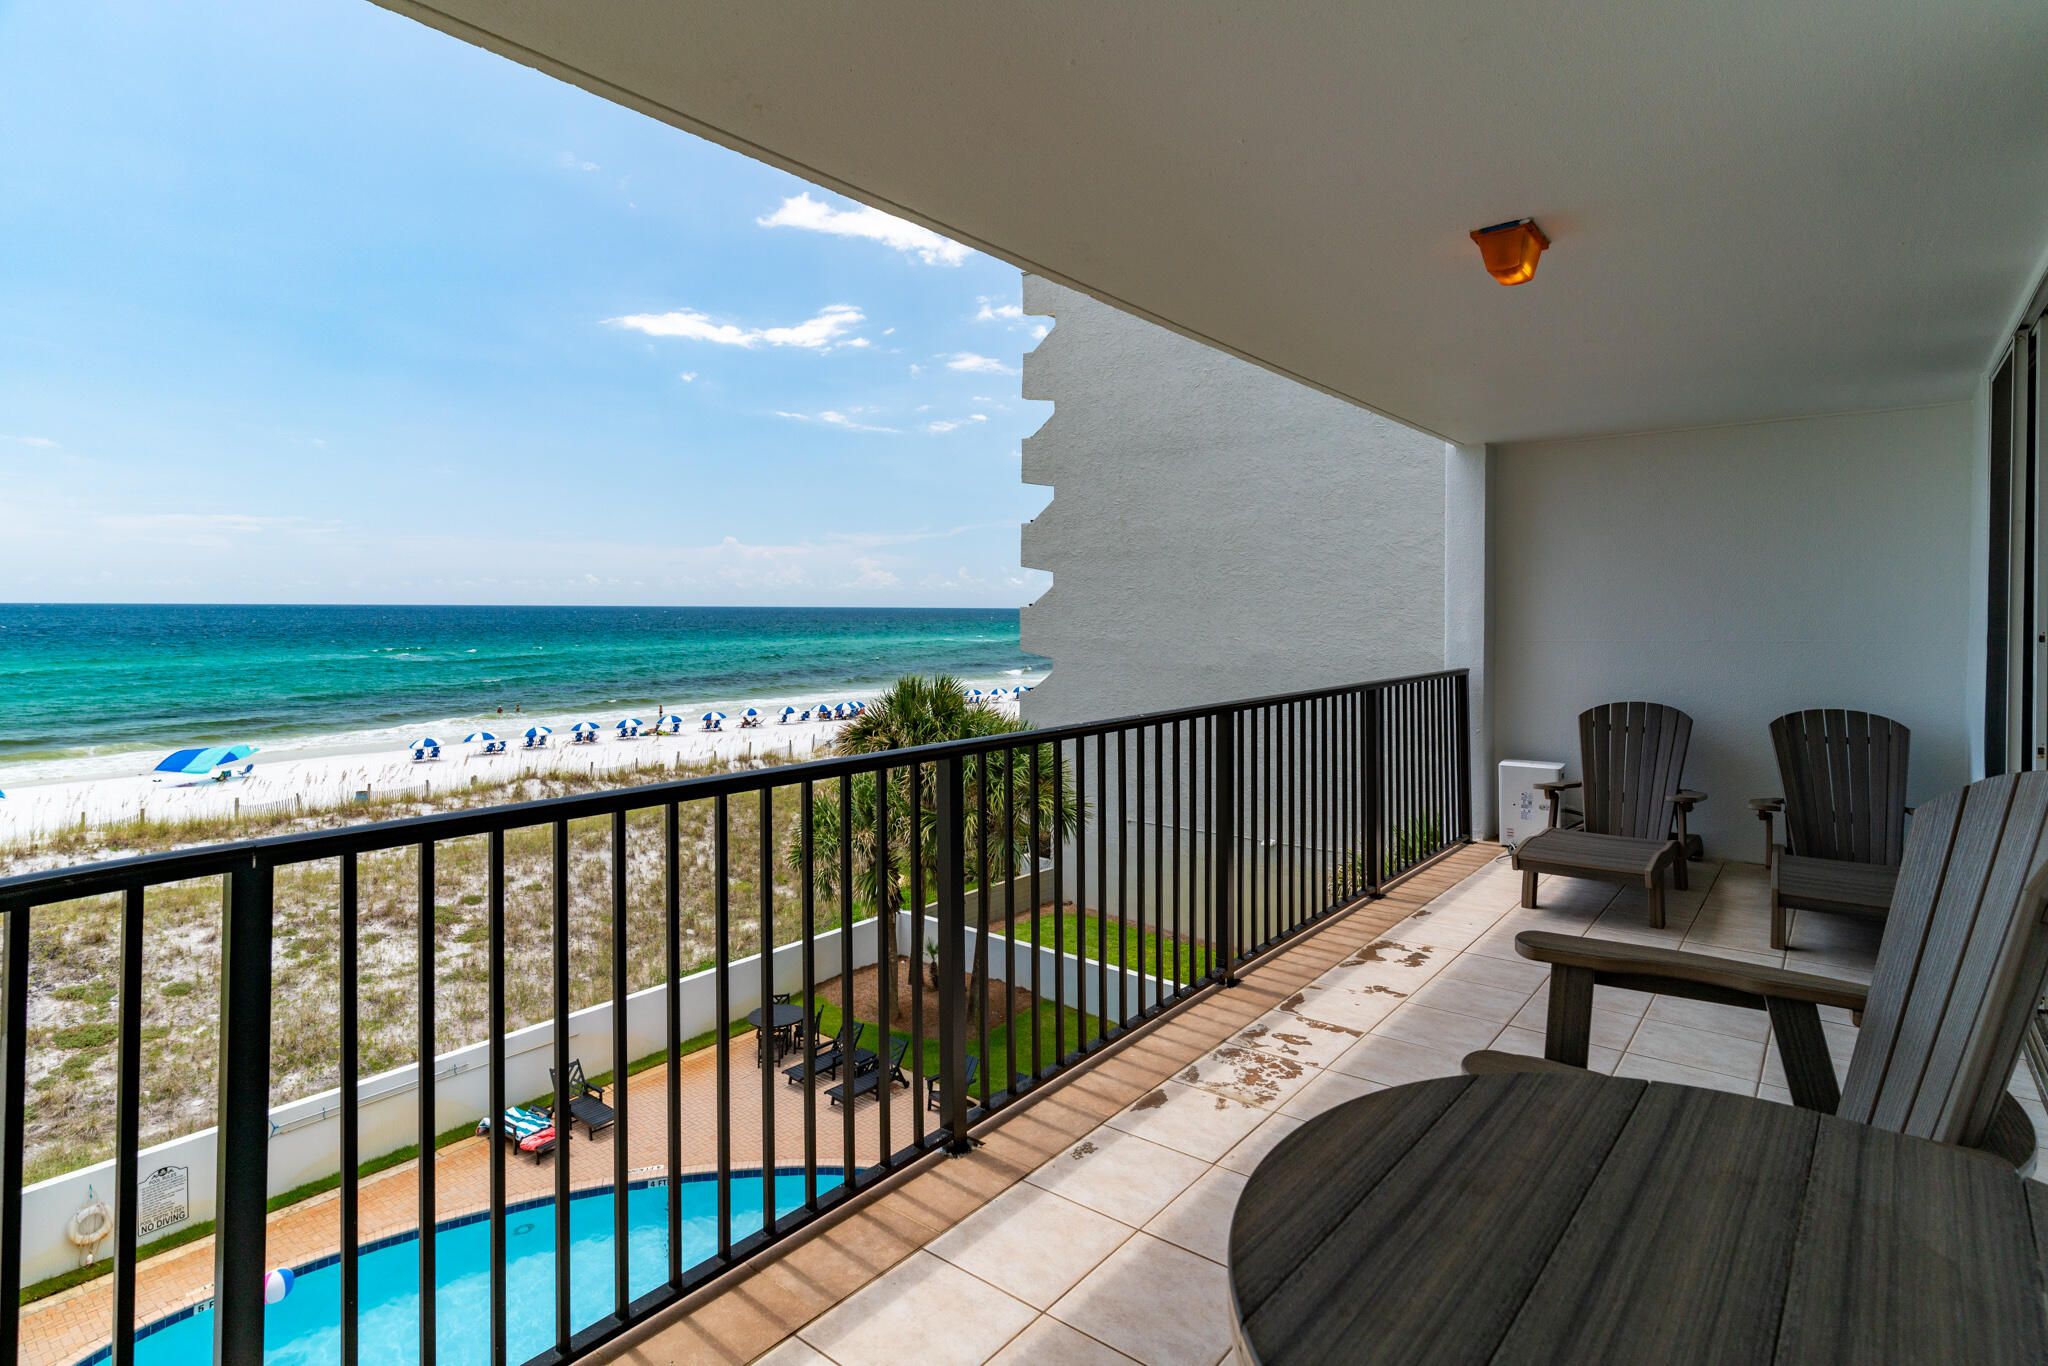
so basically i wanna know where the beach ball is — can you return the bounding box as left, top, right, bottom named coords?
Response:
left=263, top=1267, right=295, bottom=1304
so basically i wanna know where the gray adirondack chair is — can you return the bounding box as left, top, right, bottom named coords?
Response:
left=1510, top=702, right=1705, bottom=928
left=1469, top=769, right=2048, bottom=1169
left=1750, top=709, right=1910, bottom=950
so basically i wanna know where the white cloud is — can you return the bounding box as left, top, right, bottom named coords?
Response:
left=777, top=409, right=900, bottom=434
left=926, top=414, right=990, bottom=434
left=757, top=192, right=969, bottom=266
left=849, top=555, right=901, bottom=588
left=678, top=371, right=698, bottom=383
left=0, top=434, right=58, bottom=448
left=1030, top=323, right=1050, bottom=341
left=606, top=303, right=867, bottom=350
left=557, top=151, right=599, bottom=172
left=975, top=299, right=1024, bottom=321
left=944, top=352, right=1016, bottom=374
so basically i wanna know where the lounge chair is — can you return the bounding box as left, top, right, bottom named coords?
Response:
left=1467, top=770, right=2048, bottom=1170
left=828, top=1036, right=910, bottom=1107
left=783, top=1016, right=862, bottom=1086
left=475, top=1105, right=556, bottom=1162
left=1510, top=701, right=1705, bottom=928
left=926, top=1054, right=979, bottom=1111
left=547, top=1060, right=614, bottom=1137
left=1752, top=709, right=1910, bottom=950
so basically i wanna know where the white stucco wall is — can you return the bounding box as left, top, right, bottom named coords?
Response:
left=1489, top=402, right=1977, bottom=857
left=1016, top=276, right=1447, bottom=727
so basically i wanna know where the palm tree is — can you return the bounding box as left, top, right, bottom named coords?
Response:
left=787, top=673, right=1079, bottom=1025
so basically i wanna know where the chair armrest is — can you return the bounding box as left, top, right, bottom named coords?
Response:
left=1749, top=797, right=1784, bottom=812
left=1665, top=789, right=1708, bottom=807
left=1533, top=780, right=1580, bottom=794
left=1513, top=931, right=1868, bottom=1012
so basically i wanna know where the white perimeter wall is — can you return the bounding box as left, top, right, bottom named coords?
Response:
left=1489, top=402, right=1977, bottom=855
left=1017, top=275, right=1448, bottom=726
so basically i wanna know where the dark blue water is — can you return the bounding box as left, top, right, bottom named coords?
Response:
left=0, top=604, right=1043, bottom=776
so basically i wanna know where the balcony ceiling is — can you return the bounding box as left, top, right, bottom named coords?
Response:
left=376, top=1, right=2048, bottom=444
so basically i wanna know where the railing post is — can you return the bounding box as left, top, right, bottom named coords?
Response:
left=1215, top=708, right=1238, bottom=987
left=1366, top=688, right=1385, bottom=896
left=935, top=754, right=973, bottom=1153
left=214, top=859, right=273, bottom=1366
left=1454, top=671, right=1474, bottom=843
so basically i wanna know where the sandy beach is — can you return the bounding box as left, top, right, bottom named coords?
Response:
left=0, top=690, right=1029, bottom=844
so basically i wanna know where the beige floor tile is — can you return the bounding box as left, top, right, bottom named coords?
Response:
left=1758, top=1083, right=1795, bottom=1106
left=1216, top=1112, right=1304, bottom=1176
left=1142, top=1167, right=1248, bottom=1265
left=1402, top=975, right=1533, bottom=1024
left=799, top=1251, right=1037, bottom=1366
left=1280, top=979, right=1407, bottom=1033
left=1231, top=1011, right=1365, bottom=1069
left=1613, top=1051, right=1756, bottom=1096
left=1277, top=1067, right=1386, bottom=1120
left=1104, top=1079, right=1270, bottom=1162
left=927, top=1184, right=1133, bottom=1310
left=1048, top=1233, right=1235, bottom=1366
left=754, top=1338, right=837, bottom=1365
left=1327, top=1033, right=1468, bottom=1087
left=1024, top=1126, right=1210, bottom=1228
left=1487, top=1026, right=1620, bottom=1075
left=1510, top=997, right=1640, bottom=1052
left=1629, top=1019, right=1764, bottom=1082
left=1432, top=951, right=1549, bottom=994
left=1371, top=1002, right=1504, bottom=1054
left=1643, top=994, right=1773, bottom=1042
left=987, top=1315, right=1142, bottom=1366
left=1171, top=1042, right=1319, bottom=1111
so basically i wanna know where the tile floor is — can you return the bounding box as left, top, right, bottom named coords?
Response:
left=758, top=853, right=2048, bottom=1365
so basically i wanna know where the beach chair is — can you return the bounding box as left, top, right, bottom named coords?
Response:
left=476, top=1105, right=557, bottom=1162
left=1466, top=770, right=2048, bottom=1171
left=926, top=1054, right=980, bottom=1112
left=547, top=1060, right=614, bottom=1137
left=1509, top=701, right=1704, bottom=928
left=1752, top=709, right=1911, bottom=950
left=828, top=1036, right=911, bottom=1107
left=784, top=1016, right=862, bottom=1087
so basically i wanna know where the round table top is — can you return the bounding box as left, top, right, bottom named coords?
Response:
left=746, top=1003, right=805, bottom=1029
left=1229, top=1071, right=2047, bottom=1366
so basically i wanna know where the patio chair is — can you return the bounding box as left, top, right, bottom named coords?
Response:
left=783, top=1016, right=861, bottom=1087
left=475, top=1105, right=556, bottom=1162
left=926, top=1053, right=979, bottom=1112
left=1466, top=769, right=2048, bottom=1170
left=827, top=1035, right=911, bottom=1107
left=548, top=1060, right=615, bottom=1138
left=1510, top=701, right=1704, bottom=928
left=1751, top=709, right=1910, bottom=950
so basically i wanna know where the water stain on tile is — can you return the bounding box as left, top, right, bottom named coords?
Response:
left=1132, top=1088, right=1169, bottom=1112
left=1068, top=1140, right=1098, bottom=1160
left=1195, top=1044, right=1306, bottom=1106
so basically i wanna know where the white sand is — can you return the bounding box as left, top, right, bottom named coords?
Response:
left=0, top=695, right=1027, bottom=844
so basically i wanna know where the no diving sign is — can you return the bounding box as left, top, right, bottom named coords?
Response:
left=137, top=1165, right=189, bottom=1235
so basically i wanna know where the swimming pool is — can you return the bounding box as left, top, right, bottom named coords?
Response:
left=94, top=1170, right=841, bottom=1366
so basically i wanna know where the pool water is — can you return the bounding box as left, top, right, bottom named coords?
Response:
left=116, top=1171, right=840, bottom=1365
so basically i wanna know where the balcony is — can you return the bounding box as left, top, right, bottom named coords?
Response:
left=1, top=671, right=1471, bottom=1366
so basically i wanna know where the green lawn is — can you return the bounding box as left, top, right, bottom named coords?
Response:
left=999, top=909, right=1214, bottom=986
left=802, top=993, right=1105, bottom=1097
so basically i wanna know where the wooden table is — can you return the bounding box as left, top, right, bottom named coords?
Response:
left=747, top=1003, right=806, bottom=1062
left=1229, top=1072, right=2048, bottom=1365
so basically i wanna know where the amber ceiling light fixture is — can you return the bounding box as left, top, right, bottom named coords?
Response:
left=1469, top=218, right=1549, bottom=285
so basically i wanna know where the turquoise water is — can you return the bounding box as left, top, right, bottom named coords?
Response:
left=0, top=604, right=1043, bottom=781
left=115, top=1172, right=839, bottom=1366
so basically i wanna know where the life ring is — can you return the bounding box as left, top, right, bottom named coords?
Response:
left=68, top=1200, right=112, bottom=1263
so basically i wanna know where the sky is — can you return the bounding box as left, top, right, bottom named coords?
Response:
left=0, top=0, right=1054, bottom=607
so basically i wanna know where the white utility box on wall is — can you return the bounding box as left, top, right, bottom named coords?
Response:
left=1498, top=760, right=1566, bottom=851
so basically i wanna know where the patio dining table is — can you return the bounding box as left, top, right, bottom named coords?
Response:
left=1229, top=1071, right=2047, bottom=1365
left=747, top=1003, right=806, bottom=1063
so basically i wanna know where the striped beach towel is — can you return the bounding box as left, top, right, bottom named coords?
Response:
left=478, top=1105, right=556, bottom=1152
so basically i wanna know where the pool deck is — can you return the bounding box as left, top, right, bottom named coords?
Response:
left=18, top=1029, right=927, bottom=1366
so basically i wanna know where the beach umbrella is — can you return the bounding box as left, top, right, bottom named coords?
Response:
left=743, top=707, right=760, bottom=718
left=154, top=744, right=258, bottom=775
left=615, top=717, right=644, bottom=732
left=523, top=725, right=552, bottom=739
left=569, top=721, right=601, bottom=734
left=702, top=711, right=727, bottom=722
left=464, top=731, right=498, bottom=743
left=780, top=706, right=799, bottom=718
left=411, top=737, right=443, bottom=750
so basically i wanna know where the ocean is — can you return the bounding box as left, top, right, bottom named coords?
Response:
left=0, top=604, right=1046, bottom=784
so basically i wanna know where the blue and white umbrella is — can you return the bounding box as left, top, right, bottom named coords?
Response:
left=780, top=706, right=799, bottom=718
left=569, top=721, right=601, bottom=734
left=702, top=711, right=727, bottom=723
left=616, top=717, right=644, bottom=732
left=154, top=744, right=258, bottom=775
left=411, top=737, right=443, bottom=750
left=464, top=731, right=498, bottom=743
left=742, top=707, right=759, bottom=718
left=814, top=702, right=834, bottom=716
left=523, top=725, right=552, bottom=739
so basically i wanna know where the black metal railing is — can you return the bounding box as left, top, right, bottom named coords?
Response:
left=0, top=669, right=1468, bottom=1366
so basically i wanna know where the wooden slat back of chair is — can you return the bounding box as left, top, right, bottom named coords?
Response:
left=1770, top=709, right=1911, bottom=865
left=1577, top=702, right=1693, bottom=839
left=1838, top=772, right=2048, bottom=1149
